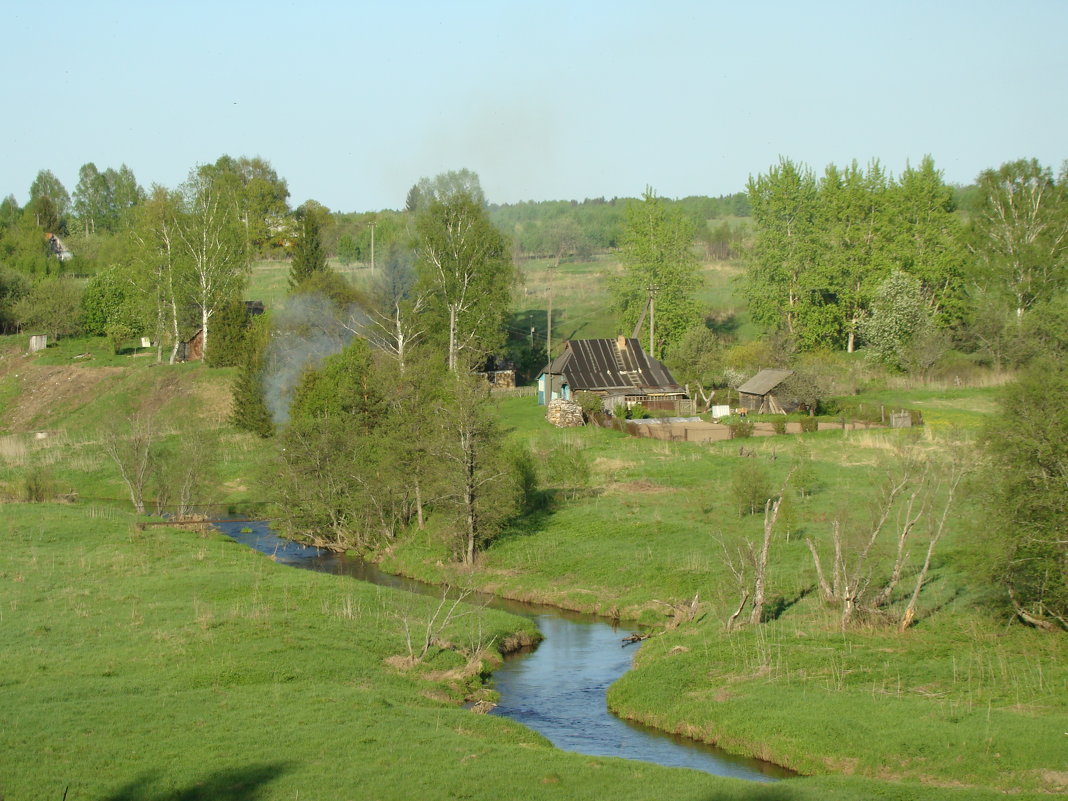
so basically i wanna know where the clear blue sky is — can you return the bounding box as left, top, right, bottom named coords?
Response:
left=3, top=0, right=1065, bottom=212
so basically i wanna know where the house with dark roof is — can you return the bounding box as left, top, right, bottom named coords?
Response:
left=737, top=368, right=794, bottom=413
left=536, top=336, right=690, bottom=413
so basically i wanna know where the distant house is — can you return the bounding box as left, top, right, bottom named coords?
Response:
left=45, top=233, right=73, bottom=261
left=537, top=336, right=690, bottom=413
left=737, top=368, right=794, bottom=414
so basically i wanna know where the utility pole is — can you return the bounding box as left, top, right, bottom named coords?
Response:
left=546, top=262, right=555, bottom=361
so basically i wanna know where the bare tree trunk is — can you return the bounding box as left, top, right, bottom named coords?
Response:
left=749, top=495, right=782, bottom=625
left=726, top=591, right=749, bottom=633
left=448, top=305, right=457, bottom=372
left=806, top=538, right=834, bottom=602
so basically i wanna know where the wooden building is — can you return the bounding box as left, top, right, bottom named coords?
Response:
left=537, top=336, right=691, bottom=414
left=737, top=368, right=794, bottom=414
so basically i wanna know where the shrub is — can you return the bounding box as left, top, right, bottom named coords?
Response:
left=627, top=403, right=650, bottom=419
left=729, top=419, right=754, bottom=439
left=574, top=391, right=604, bottom=420
left=729, top=459, right=772, bottom=516
left=800, top=417, right=818, bottom=433
left=105, top=322, right=134, bottom=354
left=547, top=441, right=591, bottom=497
left=772, top=419, right=787, bottom=435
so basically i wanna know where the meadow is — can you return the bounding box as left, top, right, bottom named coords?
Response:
left=0, top=252, right=1064, bottom=799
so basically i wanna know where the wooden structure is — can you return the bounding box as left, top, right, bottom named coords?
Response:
left=537, top=336, right=690, bottom=414
left=477, top=355, right=516, bottom=389
left=176, top=329, right=205, bottom=362
left=737, top=368, right=794, bottom=414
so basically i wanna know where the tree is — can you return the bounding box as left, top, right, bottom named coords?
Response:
left=28, top=170, right=70, bottom=231
left=14, top=277, right=83, bottom=339
left=81, top=265, right=144, bottom=336
left=128, top=186, right=186, bottom=363
left=968, top=159, right=1068, bottom=322
left=366, top=243, right=426, bottom=371
left=200, top=155, right=290, bottom=255
left=416, top=168, right=485, bottom=208
left=860, top=271, right=936, bottom=371
left=173, top=168, right=251, bottom=362
left=977, top=361, right=1068, bottom=631
left=889, top=156, right=967, bottom=328
left=415, top=179, right=513, bottom=371
left=288, top=212, right=327, bottom=288
left=231, top=314, right=274, bottom=437
left=103, top=410, right=157, bottom=515
left=435, top=370, right=518, bottom=564
left=612, top=189, right=701, bottom=358
left=72, top=162, right=109, bottom=235
left=811, top=160, right=893, bottom=351
left=744, top=159, right=819, bottom=340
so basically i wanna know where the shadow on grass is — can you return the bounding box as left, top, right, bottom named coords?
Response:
left=101, top=763, right=291, bottom=801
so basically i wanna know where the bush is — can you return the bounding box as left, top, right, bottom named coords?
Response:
left=105, top=322, right=134, bottom=354
left=626, top=403, right=650, bottom=419
left=729, top=419, right=754, bottom=439
left=546, top=441, right=591, bottom=497
left=574, top=391, right=604, bottom=420
left=22, top=465, right=56, bottom=502
left=729, top=459, right=772, bottom=516
left=772, top=419, right=787, bottom=435
left=800, top=417, right=818, bottom=433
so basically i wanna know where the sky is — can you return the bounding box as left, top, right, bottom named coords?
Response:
left=3, top=0, right=1066, bottom=212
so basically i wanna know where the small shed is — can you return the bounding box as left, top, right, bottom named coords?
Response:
left=177, top=329, right=205, bottom=362
left=737, top=368, right=794, bottom=414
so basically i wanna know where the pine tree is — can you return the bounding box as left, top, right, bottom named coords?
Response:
left=288, top=213, right=326, bottom=289
left=230, top=315, right=274, bottom=437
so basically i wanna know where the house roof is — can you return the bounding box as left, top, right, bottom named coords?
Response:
left=542, top=338, right=684, bottom=394
left=737, top=368, right=793, bottom=396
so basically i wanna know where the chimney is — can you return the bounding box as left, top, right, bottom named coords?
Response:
left=617, top=334, right=627, bottom=350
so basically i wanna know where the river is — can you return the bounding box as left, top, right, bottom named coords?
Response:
left=214, top=520, right=790, bottom=782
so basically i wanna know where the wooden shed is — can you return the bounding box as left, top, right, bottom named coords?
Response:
left=737, top=368, right=794, bottom=414
left=536, top=336, right=692, bottom=414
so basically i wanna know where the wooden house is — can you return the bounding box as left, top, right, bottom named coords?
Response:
left=737, top=368, right=794, bottom=414
left=537, top=336, right=691, bottom=413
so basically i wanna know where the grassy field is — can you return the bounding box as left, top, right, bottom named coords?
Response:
left=380, top=394, right=1067, bottom=795
left=1, top=324, right=1064, bottom=798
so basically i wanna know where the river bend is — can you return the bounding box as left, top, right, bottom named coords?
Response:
left=214, top=521, right=788, bottom=782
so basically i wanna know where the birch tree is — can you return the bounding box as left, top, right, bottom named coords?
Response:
left=969, top=159, right=1068, bottom=321
left=415, top=187, right=513, bottom=371
left=174, top=169, right=250, bottom=362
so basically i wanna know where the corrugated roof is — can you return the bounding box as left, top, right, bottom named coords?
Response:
left=737, top=368, right=793, bottom=396
left=544, top=338, right=684, bottom=394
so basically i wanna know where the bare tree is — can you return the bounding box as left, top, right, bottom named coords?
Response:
left=806, top=447, right=968, bottom=630
left=103, top=411, right=157, bottom=514
left=722, top=471, right=792, bottom=631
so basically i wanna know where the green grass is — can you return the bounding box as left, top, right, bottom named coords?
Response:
left=379, top=393, right=1068, bottom=795
left=0, top=502, right=981, bottom=801
left=3, top=333, right=1063, bottom=799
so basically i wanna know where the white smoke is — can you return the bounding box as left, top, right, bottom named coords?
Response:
left=261, top=292, right=369, bottom=424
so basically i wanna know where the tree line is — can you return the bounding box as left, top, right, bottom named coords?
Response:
left=739, top=155, right=1068, bottom=369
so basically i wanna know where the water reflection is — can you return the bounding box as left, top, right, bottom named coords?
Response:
left=214, top=521, right=790, bottom=781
